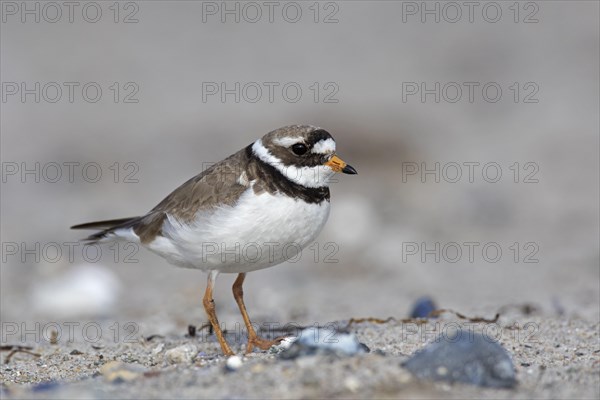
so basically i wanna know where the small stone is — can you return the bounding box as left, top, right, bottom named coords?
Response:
left=250, top=363, right=265, bottom=373
left=402, top=329, right=517, bottom=388
left=32, top=381, right=60, bottom=392
left=151, top=343, right=165, bottom=356
left=344, top=376, right=361, bottom=392
left=410, top=296, right=438, bottom=318
left=280, top=327, right=368, bottom=359
left=165, top=344, right=198, bottom=364
left=50, top=330, right=59, bottom=345
left=359, top=343, right=371, bottom=352
left=225, top=355, right=243, bottom=372
left=187, top=325, right=196, bottom=337
left=69, top=350, right=83, bottom=355
left=144, top=370, right=161, bottom=378
left=397, top=370, right=413, bottom=384
left=99, top=361, right=145, bottom=383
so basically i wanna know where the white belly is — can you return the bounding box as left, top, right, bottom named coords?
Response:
left=144, top=188, right=330, bottom=273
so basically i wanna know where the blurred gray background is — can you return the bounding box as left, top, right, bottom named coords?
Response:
left=1, top=1, right=598, bottom=332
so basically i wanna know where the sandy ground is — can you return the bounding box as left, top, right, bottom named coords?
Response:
left=1, top=1, right=599, bottom=399
left=1, top=309, right=598, bottom=399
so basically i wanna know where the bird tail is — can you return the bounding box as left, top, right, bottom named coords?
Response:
left=71, top=217, right=140, bottom=243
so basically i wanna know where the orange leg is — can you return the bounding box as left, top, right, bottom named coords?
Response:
left=203, top=271, right=234, bottom=356
left=232, top=273, right=282, bottom=353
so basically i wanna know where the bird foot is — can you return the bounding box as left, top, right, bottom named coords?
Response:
left=245, top=335, right=285, bottom=353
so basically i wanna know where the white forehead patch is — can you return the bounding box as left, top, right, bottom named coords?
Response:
left=273, top=136, right=304, bottom=147
left=311, top=138, right=336, bottom=154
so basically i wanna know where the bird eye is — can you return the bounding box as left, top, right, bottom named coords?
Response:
left=291, top=143, right=308, bottom=155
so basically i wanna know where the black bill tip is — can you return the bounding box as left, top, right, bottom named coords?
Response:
left=342, top=164, right=358, bottom=175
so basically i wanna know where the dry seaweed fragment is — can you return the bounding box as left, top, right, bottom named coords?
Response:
left=1, top=345, right=41, bottom=364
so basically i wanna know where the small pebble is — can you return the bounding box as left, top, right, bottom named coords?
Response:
left=32, top=381, right=60, bottom=392
left=402, top=329, right=517, bottom=388
left=225, top=355, right=243, bottom=372
left=50, top=330, right=59, bottom=345
left=280, top=327, right=368, bottom=359
left=165, top=344, right=198, bottom=364
left=250, top=363, right=265, bottom=373
left=187, top=325, right=196, bottom=337
left=410, top=296, right=438, bottom=318
left=344, top=376, right=362, bottom=392
left=99, top=361, right=146, bottom=383
left=151, top=343, right=165, bottom=356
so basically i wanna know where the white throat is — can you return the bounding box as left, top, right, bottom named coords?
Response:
left=252, top=139, right=336, bottom=188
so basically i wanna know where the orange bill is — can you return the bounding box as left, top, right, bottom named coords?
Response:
left=324, top=155, right=357, bottom=174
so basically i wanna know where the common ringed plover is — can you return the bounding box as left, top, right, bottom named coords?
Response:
left=72, top=125, right=357, bottom=355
